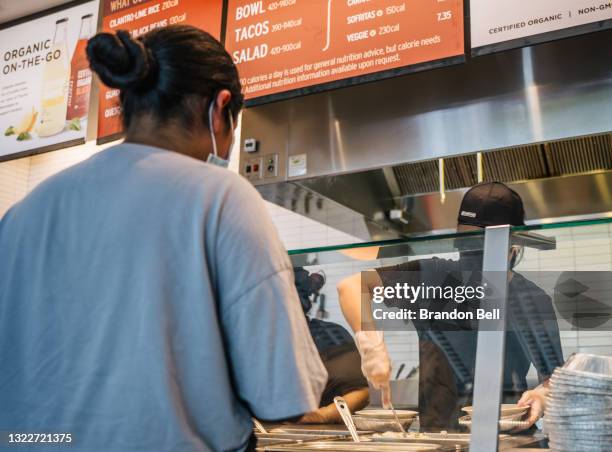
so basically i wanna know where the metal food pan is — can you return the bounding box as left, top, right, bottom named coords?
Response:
left=256, top=432, right=339, bottom=444
left=263, top=441, right=442, bottom=451
left=257, top=437, right=302, bottom=449
left=353, top=415, right=414, bottom=432
left=268, top=429, right=358, bottom=436
left=371, top=432, right=471, bottom=445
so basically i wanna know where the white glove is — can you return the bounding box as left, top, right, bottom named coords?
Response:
left=356, top=330, right=392, bottom=408
left=517, top=384, right=549, bottom=430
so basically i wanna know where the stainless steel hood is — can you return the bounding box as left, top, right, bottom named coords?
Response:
left=388, top=134, right=612, bottom=197
left=239, top=30, right=612, bottom=240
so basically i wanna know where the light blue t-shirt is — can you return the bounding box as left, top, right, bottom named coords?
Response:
left=0, top=143, right=327, bottom=451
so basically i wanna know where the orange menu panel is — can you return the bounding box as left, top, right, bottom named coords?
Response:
left=97, top=0, right=223, bottom=141
left=226, top=0, right=464, bottom=101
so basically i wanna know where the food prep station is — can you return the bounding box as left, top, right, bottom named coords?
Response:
left=254, top=424, right=547, bottom=451
left=273, top=218, right=612, bottom=451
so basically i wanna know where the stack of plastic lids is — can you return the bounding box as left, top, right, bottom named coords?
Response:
left=546, top=353, right=612, bottom=451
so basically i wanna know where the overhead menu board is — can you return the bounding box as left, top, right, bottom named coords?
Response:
left=0, top=1, right=98, bottom=162
left=471, top=0, right=612, bottom=55
left=226, top=0, right=464, bottom=103
left=97, top=0, right=223, bottom=143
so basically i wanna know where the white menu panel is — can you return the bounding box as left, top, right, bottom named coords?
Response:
left=471, top=0, right=612, bottom=50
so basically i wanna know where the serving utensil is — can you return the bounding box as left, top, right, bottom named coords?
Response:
left=333, top=396, right=360, bottom=442
left=388, top=401, right=407, bottom=437
left=252, top=418, right=268, bottom=434
left=395, top=364, right=405, bottom=380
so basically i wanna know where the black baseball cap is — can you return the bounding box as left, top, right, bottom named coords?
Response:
left=457, top=182, right=525, bottom=227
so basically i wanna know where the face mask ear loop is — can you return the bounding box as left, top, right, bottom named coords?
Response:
left=228, top=110, right=235, bottom=151
left=208, top=100, right=218, bottom=158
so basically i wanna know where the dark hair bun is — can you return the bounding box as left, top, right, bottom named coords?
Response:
left=83, top=25, right=244, bottom=131
left=86, top=30, right=158, bottom=90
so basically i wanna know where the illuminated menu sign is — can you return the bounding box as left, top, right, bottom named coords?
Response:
left=97, top=0, right=223, bottom=142
left=471, top=0, right=612, bottom=53
left=226, top=0, right=464, bottom=102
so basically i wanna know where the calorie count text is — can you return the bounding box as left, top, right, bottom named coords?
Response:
left=102, top=0, right=190, bottom=120
left=230, top=0, right=415, bottom=65
left=107, top=0, right=181, bottom=30
left=269, top=40, right=302, bottom=56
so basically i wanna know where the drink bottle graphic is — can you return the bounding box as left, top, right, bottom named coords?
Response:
left=39, top=17, right=70, bottom=137
left=67, top=14, right=93, bottom=121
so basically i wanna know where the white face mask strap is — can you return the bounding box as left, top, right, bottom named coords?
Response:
left=208, top=100, right=218, bottom=158
left=228, top=110, right=235, bottom=150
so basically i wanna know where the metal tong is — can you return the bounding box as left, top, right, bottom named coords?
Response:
left=333, top=396, right=360, bottom=442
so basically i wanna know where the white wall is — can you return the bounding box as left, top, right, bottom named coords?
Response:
left=0, top=140, right=115, bottom=216
left=0, top=157, right=29, bottom=216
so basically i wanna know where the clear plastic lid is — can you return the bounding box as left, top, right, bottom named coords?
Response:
left=563, top=353, right=612, bottom=378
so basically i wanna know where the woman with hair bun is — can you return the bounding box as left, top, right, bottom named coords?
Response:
left=0, top=26, right=326, bottom=451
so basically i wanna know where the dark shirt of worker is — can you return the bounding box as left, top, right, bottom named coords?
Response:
left=294, top=268, right=369, bottom=418
left=376, top=254, right=564, bottom=430
left=375, top=182, right=564, bottom=430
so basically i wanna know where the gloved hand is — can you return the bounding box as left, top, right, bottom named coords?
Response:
left=355, top=330, right=392, bottom=408
left=517, top=384, right=549, bottom=430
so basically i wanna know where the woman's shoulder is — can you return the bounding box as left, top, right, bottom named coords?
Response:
left=113, top=142, right=257, bottom=192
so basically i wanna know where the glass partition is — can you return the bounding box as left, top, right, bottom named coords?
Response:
left=290, top=229, right=487, bottom=433
left=288, top=217, right=612, bottom=447
left=510, top=218, right=612, bottom=358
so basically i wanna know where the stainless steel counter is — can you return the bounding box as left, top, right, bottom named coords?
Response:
left=256, top=424, right=549, bottom=451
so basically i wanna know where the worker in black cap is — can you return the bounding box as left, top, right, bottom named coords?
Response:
left=337, top=181, right=564, bottom=431
left=457, top=181, right=526, bottom=228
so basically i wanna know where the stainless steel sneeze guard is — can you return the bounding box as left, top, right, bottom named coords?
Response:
left=470, top=225, right=511, bottom=452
